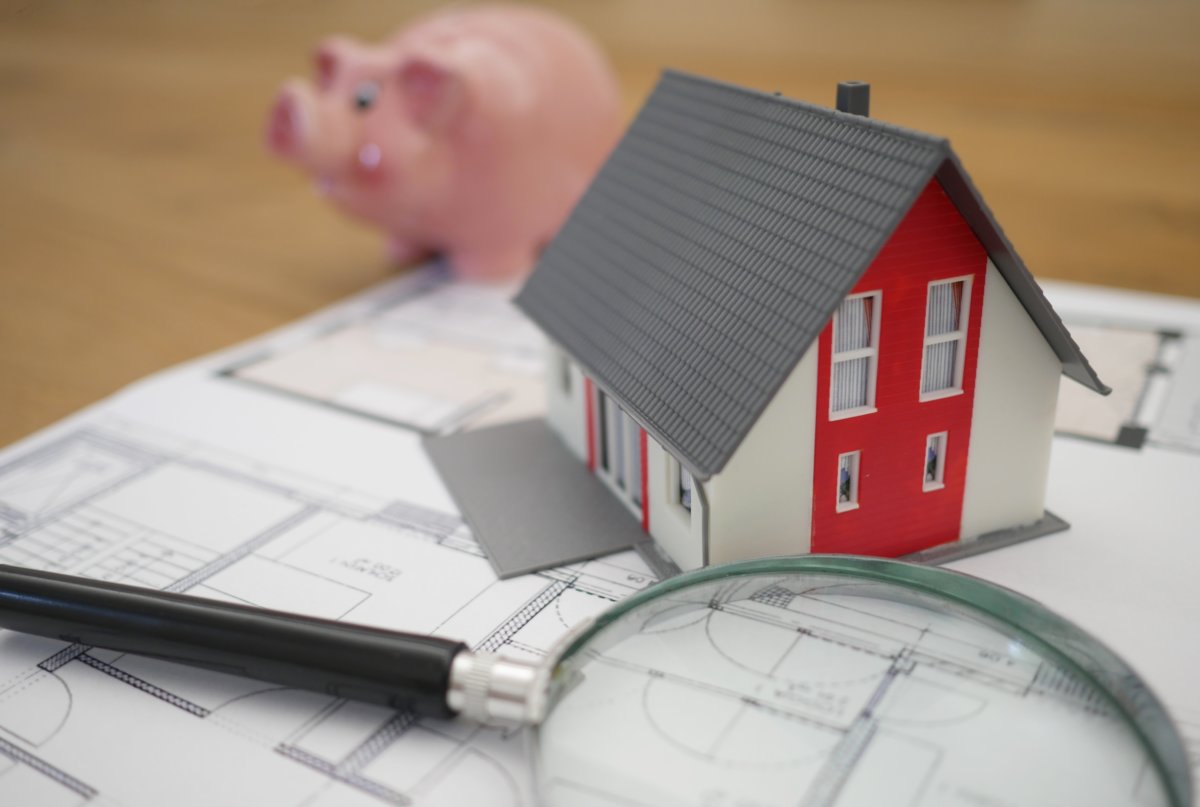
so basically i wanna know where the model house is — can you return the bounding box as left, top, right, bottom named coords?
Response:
left=513, top=72, right=1107, bottom=571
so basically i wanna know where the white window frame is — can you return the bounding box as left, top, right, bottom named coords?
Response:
left=829, top=291, right=882, bottom=420
left=669, top=455, right=693, bottom=514
left=919, top=277, right=972, bottom=402
left=595, top=388, right=642, bottom=514
left=597, top=389, right=611, bottom=474
left=836, top=451, right=861, bottom=512
left=923, top=432, right=947, bottom=491
left=557, top=352, right=572, bottom=395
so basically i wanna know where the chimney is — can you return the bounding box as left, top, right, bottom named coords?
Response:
left=836, top=81, right=870, bottom=117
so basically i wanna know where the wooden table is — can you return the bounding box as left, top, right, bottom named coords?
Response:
left=2, top=0, right=1198, bottom=446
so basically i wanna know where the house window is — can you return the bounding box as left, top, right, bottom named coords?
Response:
left=596, top=389, right=642, bottom=509
left=598, top=390, right=611, bottom=473
left=557, top=353, right=572, bottom=395
left=921, top=279, right=971, bottom=398
left=629, top=415, right=642, bottom=506
left=831, top=293, right=880, bottom=417
left=836, top=451, right=860, bottom=512
left=670, top=457, right=693, bottom=512
left=611, top=398, right=626, bottom=488
left=924, top=433, right=947, bottom=491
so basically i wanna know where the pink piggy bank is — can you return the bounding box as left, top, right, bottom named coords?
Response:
left=266, top=5, right=623, bottom=281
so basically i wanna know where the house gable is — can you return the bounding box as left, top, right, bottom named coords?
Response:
left=811, top=179, right=988, bottom=556
left=960, top=261, right=1061, bottom=538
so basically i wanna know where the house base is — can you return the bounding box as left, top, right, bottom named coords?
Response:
left=423, top=418, right=649, bottom=578
left=632, top=512, right=1070, bottom=582
left=425, top=416, right=1070, bottom=579
left=631, top=539, right=683, bottom=581
left=902, top=511, right=1069, bottom=566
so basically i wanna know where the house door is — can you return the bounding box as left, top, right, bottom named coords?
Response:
left=594, top=389, right=647, bottom=523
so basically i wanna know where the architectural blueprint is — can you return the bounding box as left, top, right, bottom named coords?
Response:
left=0, top=270, right=655, bottom=806
left=1051, top=282, right=1200, bottom=454
left=0, top=268, right=1196, bottom=804
left=227, top=266, right=546, bottom=435
left=539, top=577, right=1169, bottom=806
left=954, top=280, right=1200, bottom=793
left=0, top=409, right=655, bottom=807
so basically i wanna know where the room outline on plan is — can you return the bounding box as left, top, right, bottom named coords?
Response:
left=0, top=419, right=655, bottom=806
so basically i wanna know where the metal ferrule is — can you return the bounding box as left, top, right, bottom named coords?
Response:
left=446, top=651, right=548, bottom=726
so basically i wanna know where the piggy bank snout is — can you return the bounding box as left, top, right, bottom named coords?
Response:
left=266, top=83, right=312, bottom=159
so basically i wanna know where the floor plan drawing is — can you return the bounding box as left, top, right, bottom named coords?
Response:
left=538, top=578, right=1171, bottom=807
left=0, top=420, right=655, bottom=806
left=1050, top=283, right=1200, bottom=455
left=0, top=272, right=1196, bottom=804
left=1055, top=322, right=1196, bottom=452
left=227, top=270, right=546, bottom=436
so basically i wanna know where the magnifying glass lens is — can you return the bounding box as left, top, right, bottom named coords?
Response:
left=533, top=564, right=1176, bottom=807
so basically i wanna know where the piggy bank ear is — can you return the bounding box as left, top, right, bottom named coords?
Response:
left=313, top=36, right=360, bottom=90
left=397, top=57, right=464, bottom=131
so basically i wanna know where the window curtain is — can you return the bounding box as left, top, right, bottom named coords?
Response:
left=835, top=296, right=872, bottom=351
left=923, top=342, right=957, bottom=393
left=923, top=283, right=963, bottom=393
left=926, top=282, right=962, bottom=336
left=833, top=297, right=872, bottom=410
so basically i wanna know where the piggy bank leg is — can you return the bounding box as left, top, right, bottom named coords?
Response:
left=450, top=245, right=540, bottom=282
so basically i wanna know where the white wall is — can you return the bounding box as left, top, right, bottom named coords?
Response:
left=703, top=346, right=818, bottom=565
left=960, top=261, right=1061, bottom=539
left=545, top=343, right=707, bottom=570
left=544, top=344, right=588, bottom=462
left=646, top=438, right=706, bottom=570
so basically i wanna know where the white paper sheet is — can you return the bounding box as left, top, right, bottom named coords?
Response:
left=0, top=268, right=654, bottom=806
left=0, top=271, right=1196, bottom=804
left=952, top=280, right=1200, bottom=791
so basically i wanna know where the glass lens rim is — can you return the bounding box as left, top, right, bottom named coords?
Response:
left=547, top=554, right=1191, bottom=807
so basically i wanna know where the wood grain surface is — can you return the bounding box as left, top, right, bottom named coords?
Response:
left=2, top=0, right=1198, bottom=446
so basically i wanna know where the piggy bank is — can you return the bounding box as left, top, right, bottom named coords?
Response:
left=266, top=5, right=623, bottom=281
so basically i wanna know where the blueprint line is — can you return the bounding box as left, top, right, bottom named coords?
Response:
left=476, top=579, right=569, bottom=653
left=276, top=744, right=411, bottom=806
left=79, top=654, right=210, bottom=718
left=165, top=505, right=320, bottom=593
left=0, top=734, right=98, bottom=800
left=0, top=406, right=654, bottom=806
left=38, top=644, right=89, bottom=673
left=374, top=500, right=465, bottom=542
left=336, top=711, right=417, bottom=775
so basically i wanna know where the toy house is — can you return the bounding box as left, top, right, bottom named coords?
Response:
left=511, top=72, right=1107, bottom=572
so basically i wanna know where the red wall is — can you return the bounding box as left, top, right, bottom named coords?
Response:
left=811, top=179, right=987, bottom=556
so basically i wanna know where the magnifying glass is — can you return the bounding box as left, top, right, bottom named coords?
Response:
left=0, top=557, right=1191, bottom=806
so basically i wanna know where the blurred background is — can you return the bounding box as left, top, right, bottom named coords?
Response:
left=1, top=0, right=1198, bottom=446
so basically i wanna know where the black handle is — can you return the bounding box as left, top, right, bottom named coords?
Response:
left=0, top=565, right=466, bottom=718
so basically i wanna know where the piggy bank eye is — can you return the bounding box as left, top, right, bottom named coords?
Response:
left=354, top=81, right=380, bottom=111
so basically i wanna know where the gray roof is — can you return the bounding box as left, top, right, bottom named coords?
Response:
left=515, top=70, right=1107, bottom=480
